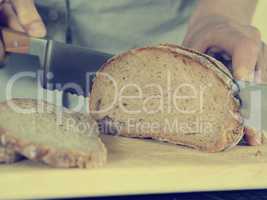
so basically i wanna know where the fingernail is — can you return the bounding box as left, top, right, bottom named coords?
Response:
left=28, top=22, right=46, bottom=37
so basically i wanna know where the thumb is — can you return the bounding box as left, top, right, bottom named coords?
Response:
left=10, top=0, right=46, bottom=37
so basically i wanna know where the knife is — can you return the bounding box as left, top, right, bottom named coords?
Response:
left=0, top=28, right=113, bottom=97
left=206, top=48, right=267, bottom=132
left=1, top=28, right=266, bottom=131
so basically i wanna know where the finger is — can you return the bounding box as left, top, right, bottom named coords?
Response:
left=2, top=2, right=24, bottom=32
left=183, top=28, right=239, bottom=55
left=185, top=30, right=260, bottom=82
left=232, top=38, right=260, bottom=82
left=255, top=42, right=267, bottom=83
left=10, top=0, right=46, bottom=37
left=0, top=0, right=4, bottom=9
left=244, top=127, right=263, bottom=146
left=0, top=41, right=5, bottom=63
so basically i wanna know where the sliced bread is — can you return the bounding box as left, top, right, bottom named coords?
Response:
left=90, top=44, right=244, bottom=152
left=0, top=145, right=23, bottom=164
left=0, top=98, right=107, bottom=168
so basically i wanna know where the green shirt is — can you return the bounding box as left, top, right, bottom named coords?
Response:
left=35, top=0, right=196, bottom=54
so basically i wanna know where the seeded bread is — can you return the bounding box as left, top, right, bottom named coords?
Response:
left=0, top=145, right=23, bottom=164
left=90, top=44, right=244, bottom=152
left=0, top=98, right=107, bottom=168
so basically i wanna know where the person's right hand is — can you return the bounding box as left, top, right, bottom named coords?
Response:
left=0, top=0, right=46, bottom=63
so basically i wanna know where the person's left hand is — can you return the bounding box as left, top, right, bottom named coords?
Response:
left=183, top=15, right=267, bottom=83
left=183, top=15, right=267, bottom=145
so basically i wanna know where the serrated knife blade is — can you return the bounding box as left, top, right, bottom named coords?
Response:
left=40, top=39, right=112, bottom=96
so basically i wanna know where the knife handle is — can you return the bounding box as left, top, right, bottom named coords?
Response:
left=0, top=28, right=30, bottom=54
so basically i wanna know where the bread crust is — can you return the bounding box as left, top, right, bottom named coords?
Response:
left=90, top=44, right=244, bottom=152
left=157, top=44, right=244, bottom=151
left=0, top=145, right=23, bottom=164
left=0, top=129, right=107, bottom=168
left=0, top=99, right=107, bottom=168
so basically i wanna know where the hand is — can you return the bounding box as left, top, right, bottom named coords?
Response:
left=183, top=15, right=262, bottom=82
left=183, top=15, right=267, bottom=146
left=0, top=0, right=46, bottom=63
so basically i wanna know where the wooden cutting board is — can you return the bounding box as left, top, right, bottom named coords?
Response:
left=0, top=135, right=267, bottom=199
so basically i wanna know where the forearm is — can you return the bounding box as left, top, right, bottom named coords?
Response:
left=189, top=0, right=258, bottom=26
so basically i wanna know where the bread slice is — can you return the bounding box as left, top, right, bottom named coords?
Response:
left=0, top=98, right=107, bottom=168
left=0, top=145, right=23, bottom=164
left=90, top=44, right=244, bottom=152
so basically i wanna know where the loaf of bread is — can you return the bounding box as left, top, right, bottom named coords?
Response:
left=0, top=145, right=23, bottom=164
left=0, top=98, right=107, bottom=168
left=90, top=44, right=244, bottom=152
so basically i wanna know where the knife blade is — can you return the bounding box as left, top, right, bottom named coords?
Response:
left=238, top=80, right=267, bottom=132
left=2, top=28, right=266, bottom=132
left=206, top=47, right=266, bottom=132
left=1, top=28, right=112, bottom=97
